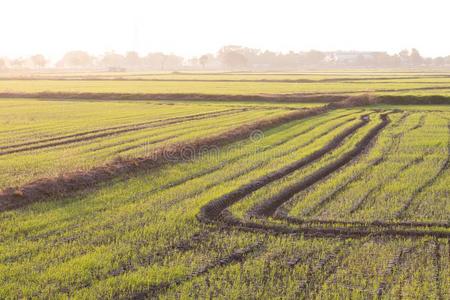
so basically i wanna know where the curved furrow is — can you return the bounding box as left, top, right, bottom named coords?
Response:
left=198, top=115, right=371, bottom=221
left=337, top=113, right=434, bottom=215
left=248, top=114, right=389, bottom=218
left=274, top=112, right=409, bottom=219
left=0, top=107, right=327, bottom=212
left=294, top=156, right=384, bottom=218
left=3, top=112, right=360, bottom=247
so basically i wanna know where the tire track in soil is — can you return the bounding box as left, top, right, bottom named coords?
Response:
left=11, top=115, right=359, bottom=247
left=11, top=112, right=355, bottom=257
left=198, top=115, right=371, bottom=221
left=375, top=245, right=418, bottom=299
left=294, top=156, right=385, bottom=219
left=274, top=111, right=409, bottom=219
left=0, top=106, right=328, bottom=212
left=22, top=115, right=365, bottom=254
left=248, top=114, right=389, bottom=218
left=195, top=111, right=449, bottom=237
left=103, top=121, right=354, bottom=232
left=286, top=248, right=319, bottom=268
left=393, top=122, right=450, bottom=219
left=432, top=240, right=443, bottom=300
left=347, top=113, right=431, bottom=215
left=128, top=240, right=265, bottom=300
left=292, top=120, right=402, bottom=219
left=0, top=109, right=248, bottom=156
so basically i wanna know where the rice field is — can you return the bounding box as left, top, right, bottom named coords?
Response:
left=2, top=78, right=450, bottom=96
left=0, top=99, right=307, bottom=189
left=2, top=71, right=450, bottom=97
left=0, top=72, right=449, bottom=299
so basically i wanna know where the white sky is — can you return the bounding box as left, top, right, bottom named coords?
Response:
left=1, top=0, right=450, bottom=59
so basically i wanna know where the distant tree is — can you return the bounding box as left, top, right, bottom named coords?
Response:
left=31, top=54, right=47, bottom=68
left=199, top=54, right=209, bottom=69
left=373, top=52, right=395, bottom=67
left=252, top=50, right=277, bottom=69
left=144, top=53, right=183, bottom=70
left=100, top=52, right=126, bottom=69
left=410, top=48, right=423, bottom=65
left=433, top=56, right=445, bottom=67
left=146, top=52, right=168, bottom=70
left=398, top=49, right=410, bottom=64
left=58, top=51, right=92, bottom=68
left=218, top=46, right=248, bottom=69
left=301, top=50, right=325, bottom=66
left=125, top=51, right=141, bottom=68
left=165, top=54, right=183, bottom=70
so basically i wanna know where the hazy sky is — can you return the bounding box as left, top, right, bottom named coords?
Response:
left=1, top=0, right=450, bottom=59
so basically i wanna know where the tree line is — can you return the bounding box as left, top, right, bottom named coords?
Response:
left=1, top=46, right=450, bottom=71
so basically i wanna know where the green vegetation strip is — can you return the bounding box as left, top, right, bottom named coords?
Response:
left=0, top=106, right=327, bottom=211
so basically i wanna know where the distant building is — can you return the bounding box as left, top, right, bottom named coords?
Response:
left=325, top=51, right=383, bottom=64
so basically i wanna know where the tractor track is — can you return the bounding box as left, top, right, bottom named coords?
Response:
left=0, top=106, right=327, bottom=212
left=248, top=114, right=389, bottom=218
left=274, top=111, right=406, bottom=219
left=25, top=118, right=367, bottom=250
left=198, top=115, right=372, bottom=221
left=8, top=114, right=362, bottom=246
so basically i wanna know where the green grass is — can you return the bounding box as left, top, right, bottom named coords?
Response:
left=0, top=99, right=298, bottom=189
left=1, top=71, right=450, bottom=298
left=0, top=105, right=448, bottom=298
left=285, top=111, right=449, bottom=223
left=1, top=78, right=450, bottom=95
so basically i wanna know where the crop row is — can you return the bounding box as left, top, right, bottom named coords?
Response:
left=0, top=100, right=294, bottom=189
left=1, top=107, right=448, bottom=298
